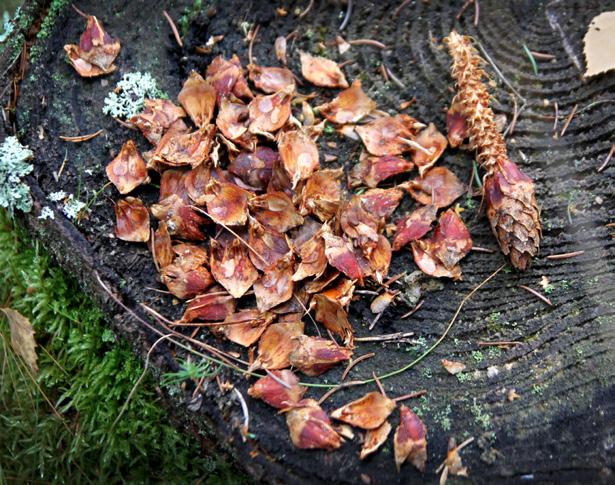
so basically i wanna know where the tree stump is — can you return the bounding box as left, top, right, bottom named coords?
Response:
left=5, top=0, right=615, bottom=482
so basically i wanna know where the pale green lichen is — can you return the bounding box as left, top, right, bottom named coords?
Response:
left=0, top=136, right=33, bottom=216
left=102, top=72, right=167, bottom=119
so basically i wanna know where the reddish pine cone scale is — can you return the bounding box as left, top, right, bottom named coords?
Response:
left=445, top=31, right=541, bottom=270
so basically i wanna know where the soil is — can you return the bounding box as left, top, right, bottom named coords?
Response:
left=6, top=0, right=615, bottom=483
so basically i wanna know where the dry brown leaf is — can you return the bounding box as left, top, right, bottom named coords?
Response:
left=359, top=188, right=404, bottom=219
left=289, top=336, right=352, bottom=376
left=130, top=99, right=186, bottom=145
left=355, top=114, right=422, bottom=156
left=2, top=308, right=38, bottom=374
left=583, top=11, right=615, bottom=78
left=253, top=255, right=295, bottom=311
left=392, top=205, right=438, bottom=251
left=64, top=15, right=120, bottom=77
left=330, top=391, right=396, bottom=430
left=285, top=399, right=343, bottom=450
left=203, top=179, right=251, bottom=226
left=178, top=70, right=217, bottom=127
left=299, top=51, right=349, bottom=88
left=249, top=192, right=303, bottom=233
left=220, top=309, right=275, bottom=347
left=278, top=129, right=320, bottom=188
left=114, top=197, right=150, bottom=242
left=254, top=320, right=304, bottom=370
left=228, top=147, right=278, bottom=191
left=316, top=80, right=376, bottom=124
left=210, top=238, right=258, bottom=298
left=248, top=65, right=296, bottom=93
left=349, top=153, right=415, bottom=188
left=404, top=167, right=465, bottom=208
left=248, top=369, right=306, bottom=409
left=106, top=140, right=149, bottom=194
left=412, top=123, right=448, bottom=177
left=441, top=359, right=466, bottom=375
left=180, top=289, right=236, bottom=322
left=360, top=421, right=392, bottom=460
left=394, top=405, right=427, bottom=472
left=248, top=86, right=293, bottom=135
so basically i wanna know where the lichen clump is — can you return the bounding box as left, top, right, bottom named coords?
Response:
left=0, top=136, right=34, bottom=216
left=102, top=72, right=167, bottom=119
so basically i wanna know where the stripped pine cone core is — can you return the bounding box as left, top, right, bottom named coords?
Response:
left=445, top=31, right=541, bottom=270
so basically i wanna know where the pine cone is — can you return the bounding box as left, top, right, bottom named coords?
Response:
left=445, top=31, right=541, bottom=270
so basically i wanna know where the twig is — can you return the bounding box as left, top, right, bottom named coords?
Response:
left=317, top=380, right=364, bottom=404
left=371, top=265, right=506, bottom=383
left=354, top=332, right=415, bottom=343
left=478, top=340, right=520, bottom=347
left=385, top=66, right=406, bottom=89
left=508, top=95, right=519, bottom=135
left=523, top=45, right=538, bottom=75
left=546, top=250, right=585, bottom=260
left=71, top=4, right=88, bottom=18
left=380, top=63, right=389, bottom=82
left=476, top=42, right=525, bottom=102
left=266, top=369, right=292, bottom=389
left=383, top=271, right=406, bottom=287
left=456, top=0, right=474, bottom=21
left=531, top=51, right=555, bottom=60
left=400, top=300, right=424, bottom=319
left=163, top=10, right=183, bottom=48
left=348, top=39, right=387, bottom=49
left=341, top=352, right=375, bottom=381
left=339, top=0, right=353, bottom=31
left=59, top=129, right=103, bottom=143
left=598, top=143, right=615, bottom=172
left=248, top=24, right=260, bottom=66
left=111, top=334, right=173, bottom=430
left=298, top=0, right=314, bottom=19
left=368, top=311, right=384, bottom=331
left=553, top=101, right=559, bottom=134
left=519, top=285, right=553, bottom=307
left=372, top=371, right=386, bottom=396
left=392, top=389, right=427, bottom=402
left=559, top=103, right=577, bottom=137
left=471, top=246, right=495, bottom=253
left=473, top=0, right=480, bottom=26
left=355, top=290, right=379, bottom=296
left=233, top=388, right=250, bottom=441
left=394, top=0, right=412, bottom=16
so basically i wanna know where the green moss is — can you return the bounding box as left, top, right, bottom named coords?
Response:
left=470, top=398, right=493, bottom=430
left=30, top=0, right=71, bottom=63
left=0, top=212, right=243, bottom=483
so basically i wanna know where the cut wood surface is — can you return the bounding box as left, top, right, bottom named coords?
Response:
left=7, top=0, right=615, bottom=483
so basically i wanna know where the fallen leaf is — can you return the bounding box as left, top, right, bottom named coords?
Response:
left=114, top=197, right=150, bottom=242
left=106, top=140, right=149, bottom=194
left=412, top=123, right=448, bottom=177
left=299, top=168, right=343, bottom=222
left=441, top=359, right=466, bottom=375
left=583, top=11, right=615, bottom=78
left=206, top=54, right=253, bottom=102
left=404, top=167, right=465, bottom=208
left=275, top=36, right=287, bottom=64
left=216, top=95, right=254, bottom=149
left=253, top=255, right=295, bottom=311
left=363, top=235, right=392, bottom=284
left=249, top=192, right=303, bottom=233
left=289, top=336, right=352, bottom=376
left=278, top=129, right=320, bottom=188
left=392, top=205, right=438, bottom=251
left=446, top=101, right=468, bottom=148
left=151, top=124, right=215, bottom=169
left=248, top=64, right=296, bottom=93
left=370, top=291, right=397, bottom=314
left=394, top=405, right=427, bottom=472
left=150, top=194, right=207, bottom=240
left=359, top=188, right=404, bottom=219
left=160, top=168, right=191, bottom=203
left=178, top=70, right=217, bottom=127
left=285, top=399, right=343, bottom=450
left=317, top=80, right=376, bottom=124
left=2, top=308, right=38, bottom=374
left=203, top=179, right=251, bottom=226
left=210, top=238, right=258, bottom=298
left=220, top=309, right=275, bottom=347
left=228, top=147, right=278, bottom=191
left=248, top=218, right=291, bottom=271
left=430, top=209, right=473, bottom=270
left=181, top=289, right=236, bottom=322
left=355, top=114, right=423, bottom=156
left=349, top=153, right=415, bottom=188
left=299, top=51, right=349, bottom=88
left=254, top=320, right=304, bottom=370
left=311, top=293, right=353, bottom=346
left=340, top=196, right=381, bottom=248
left=130, top=99, right=186, bottom=145
left=331, top=391, right=396, bottom=430
left=248, top=86, right=294, bottom=135
left=360, top=421, right=392, bottom=460
left=152, top=221, right=174, bottom=269
left=292, top=231, right=327, bottom=282
left=323, top=231, right=364, bottom=281
left=64, top=15, right=120, bottom=77
left=248, top=369, right=306, bottom=408
left=161, top=263, right=214, bottom=299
